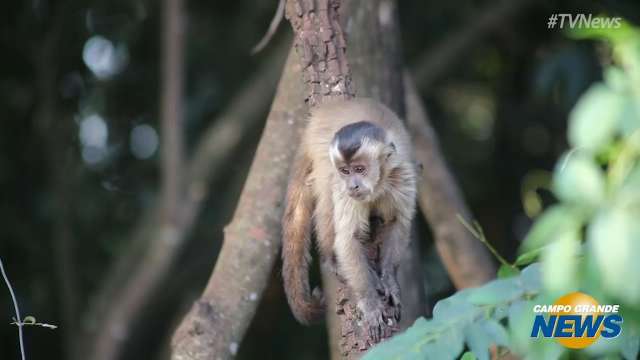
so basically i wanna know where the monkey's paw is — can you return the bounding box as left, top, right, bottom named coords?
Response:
left=357, top=297, right=386, bottom=344
left=381, top=272, right=402, bottom=322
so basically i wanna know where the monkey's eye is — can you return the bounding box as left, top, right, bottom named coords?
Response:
left=339, top=167, right=350, bottom=175
left=353, top=166, right=366, bottom=174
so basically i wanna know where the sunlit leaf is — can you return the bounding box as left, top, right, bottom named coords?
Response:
left=520, top=204, right=583, bottom=253
left=553, top=152, right=606, bottom=209
left=514, top=248, right=543, bottom=266
left=541, top=228, right=580, bottom=294
left=568, top=84, right=623, bottom=152
left=497, top=264, right=520, bottom=278
left=460, top=352, right=477, bottom=360
left=589, top=207, right=640, bottom=303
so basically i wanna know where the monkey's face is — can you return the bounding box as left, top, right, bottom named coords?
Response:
left=335, top=159, right=380, bottom=202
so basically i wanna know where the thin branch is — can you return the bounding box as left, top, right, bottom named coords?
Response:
left=1, top=257, right=26, bottom=360
left=251, top=0, right=285, bottom=54
left=160, top=0, right=185, bottom=226
left=456, top=215, right=514, bottom=270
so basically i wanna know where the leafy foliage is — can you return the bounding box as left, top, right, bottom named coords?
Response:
left=365, top=19, right=640, bottom=360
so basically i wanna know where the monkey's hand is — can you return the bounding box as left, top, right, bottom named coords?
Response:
left=381, top=270, right=401, bottom=322
left=357, top=295, right=387, bottom=344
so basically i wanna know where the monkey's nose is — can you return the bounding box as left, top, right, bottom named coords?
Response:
left=349, top=184, right=359, bottom=191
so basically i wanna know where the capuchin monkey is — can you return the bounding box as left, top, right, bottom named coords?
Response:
left=282, top=98, right=417, bottom=342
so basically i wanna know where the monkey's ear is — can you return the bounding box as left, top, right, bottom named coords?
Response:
left=385, top=142, right=396, bottom=159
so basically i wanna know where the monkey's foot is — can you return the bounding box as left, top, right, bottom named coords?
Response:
left=357, top=297, right=387, bottom=344
left=381, top=272, right=402, bottom=322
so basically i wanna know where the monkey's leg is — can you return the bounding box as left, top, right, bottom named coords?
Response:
left=378, top=215, right=411, bottom=322
left=332, top=197, right=387, bottom=342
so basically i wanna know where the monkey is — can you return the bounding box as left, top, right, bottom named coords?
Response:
left=281, top=98, right=417, bottom=343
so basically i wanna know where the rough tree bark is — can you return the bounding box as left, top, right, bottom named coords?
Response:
left=285, top=0, right=354, bottom=106
left=404, top=74, right=495, bottom=288
left=170, top=47, right=307, bottom=360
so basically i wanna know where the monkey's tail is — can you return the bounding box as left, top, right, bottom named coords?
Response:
left=282, top=151, right=325, bottom=325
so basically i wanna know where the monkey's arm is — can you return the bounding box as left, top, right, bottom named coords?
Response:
left=332, top=195, right=388, bottom=341
left=282, top=151, right=324, bottom=325
left=378, top=165, right=417, bottom=318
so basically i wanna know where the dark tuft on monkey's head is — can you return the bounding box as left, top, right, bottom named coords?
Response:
left=333, top=121, right=385, bottom=161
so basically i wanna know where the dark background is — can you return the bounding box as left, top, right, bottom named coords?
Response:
left=1, top=0, right=638, bottom=359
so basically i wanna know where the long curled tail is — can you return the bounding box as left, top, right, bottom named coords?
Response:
left=282, top=151, right=325, bottom=325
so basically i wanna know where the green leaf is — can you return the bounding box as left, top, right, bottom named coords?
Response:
left=508, top=300, right=536, bottom=354
left=432, top=290, right=476, bottom=323
left=552, top=152, right=606, bottom=209
left=497, top=264, right=520, bottom=278
left=460, top=352, right=477, bottom=360
left=568, top=83, right=623, bottom=152
left=468, top=278, right=524, bottom=306
left=604, top=66, right=629, bottom=92
left=519, top=263, right=542, bottom=293
left=514, top=248, right=543, bottom=266
left=464, top=323, right=491, bottom=360
left=363, top=317, right=433, bottom=359
left=520, top=205, right=583, bottom=253
left=589, top=207, right=640, bottom=303
left=541, top=228, right=580, bottom=293
left=427, top=327, right=464, bottom=360
left=482, top=319, right=509, bottom=347
left=618, top=96, right=640, bottom=137
left=621, top=334, right=640, bottom=360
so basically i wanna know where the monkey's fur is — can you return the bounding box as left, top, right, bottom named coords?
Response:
left=282, top=98, right=417, bottom=342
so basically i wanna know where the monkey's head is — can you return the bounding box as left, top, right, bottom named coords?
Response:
left=329, top=121, right=396, bottom=202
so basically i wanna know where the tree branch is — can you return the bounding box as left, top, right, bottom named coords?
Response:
left=404, top=73, right=495, bottom=288
left=160, top=0, right=185, bottom=226
left=170, top=46, right=307, bottom=360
